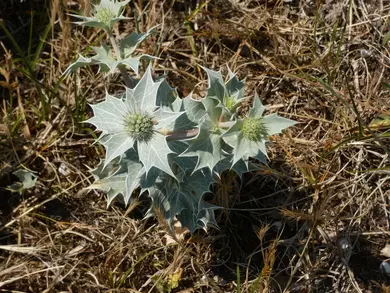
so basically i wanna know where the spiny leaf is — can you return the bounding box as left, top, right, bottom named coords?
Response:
left=89, top=156, right=124, bottom=181
left=213, top=157, right=262, bottom=179
left=124, top=65, right=162, bottom=113
left=140, top=166, right=162, bottom=191
left=181, top=120, right=225, bottom=173
left=166, top=94, right=205, bottom=132
left=248, top=94, right=266, bottom=117
left=90, top=171, right=127, bottom=206
left=157, top=79, right=181, bottom=111
left=153, top=108, right=184, bottom=131
left=70, top=0, right=130, bottom=31
left=138, top=133, right=176, bottom=178
left=88, top=150, right=147, bottom=205
left=201, top=66, right=246, bottom=118
left=263, top=113, right=297, bottom=136
left=87, top=158, right=128, bottom=206
left=155, top=81, right=199, bottom=134
left=148, top=168, right=218, bottom=232
left=123, top=150, right=145, bottom=204
left=86, top=93, right=128, bottom=135
left=182, top=94, right=207, bottom=123
left=120, top=28, right=154, bottom=57
left=201, top=67, right=226, bottom=122
left=181, top=168, right=215, bottom=197
left=169, top=140, right=197, bottom=173
left=202, top=66, right=225, bottom=104
left=202, top=95, right=221, bottom=123
left=223, top=132, right=268, bottom=166
left=223, top=67, right=245, bottom=113
left=176, top=191, right=218, bottom=232
left=8, top=169, right=38, bottom=193
left=63, top=44, right=151, bottom=76
left=99, top=133, right=135, bottom=168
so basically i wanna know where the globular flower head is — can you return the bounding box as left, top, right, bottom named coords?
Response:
left=222, top=94, right=296, bottom=166
left=200, top=66, right=246, bottom=122
left=71, top=0, right=130, bottom=31
left=225, top=96, right=238, bottom=112
left=85, top=66, right=184, bottom=178
left=123, top=112, right=155, bottom=141
left=242, top=117, right=268, bottom=141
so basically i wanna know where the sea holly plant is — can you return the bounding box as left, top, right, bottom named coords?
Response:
left=65, top=0, right=296, bottom=232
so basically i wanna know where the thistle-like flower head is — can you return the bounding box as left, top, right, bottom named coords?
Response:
left=241, top=117, right=268, bottom=141
left=86, top=66, right=183, bottom=178
left=71, top=0, right=130, bottom=31
left=123, top=112, right=155, bottom=141
left=222, top=94, right=296, bottom=166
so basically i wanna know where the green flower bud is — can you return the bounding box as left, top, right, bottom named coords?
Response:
left=94, top=8, right=113, bottom=25
left=225, top=96, right=238, bottom=111
left=124, top=112, right=154, bottom=141
left=242, top=117, right=268, bottom=141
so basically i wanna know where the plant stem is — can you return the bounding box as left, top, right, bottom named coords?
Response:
left=165, top=128, right=199, bottom=141
left=217, top=121, right=235, bottom=129
left=162, top=121, right=234, bottom=141
left=107, top=30, right=134, bottom=88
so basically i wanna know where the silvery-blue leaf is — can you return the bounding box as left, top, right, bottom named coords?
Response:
left=86, top=93, right=127, bottom=134
left=63, top=45, right=152, bottom=76
left=137, top=133, right=175, bottom=178
left=89, top=156, right=126, bottom=180
left=225, top=67, right=244, bottom=100
left=156, top=79, right=184, bottom=114
left=248, top=94, right=267, bottom=117
left=217, top=67, right=245, bottom=114
left=89, top=172, right=127, bottom=206
left=63, top=44, right=114, bottom=75
left=120, top=28, right=154, bottom=57
left=101, top=133, right=135, bottom=168
left=119, top=56, right=143, bottom=74
left=153, top=108, right=184, bottom=130
left=87, top=158, right=128, bottom=206
left=173, top=156, right=198, bottom=174
left=223, top=132, right=268, bottom=166
left=123, top=150, right=145, bottom=204
left=182, top=94, right=207, bottom=123
left=263, top=113, right=297, bottom=135
left=202, top=66, right=225, bottom=104
left=147, top=168, right=218, bottom=232
left=202, top=95, right=221, bottom=123
left=254, top=151, right=268, bottom=165
left=124, top=65, right=162, bottom=113
left=213, top=157, right=254, bottom=178
left=139, top=166, right=163, bottom=191
left=181, top=121, right=225, bottom=173
left=182, top=168, right=215, bottom=196
left=8, top=169, right=38, bottom=193
left=71, top=0, right=130, bottom=31
left=168, top=141, right=196, bottom=172
left=176, top=191, right=219, bottom=232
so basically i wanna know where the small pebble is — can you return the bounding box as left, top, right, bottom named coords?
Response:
left=59, top=162, right=71, bottom=176
left=338, top=237, right=351, bottom=251
left=380, top=261, right=390, bottom=275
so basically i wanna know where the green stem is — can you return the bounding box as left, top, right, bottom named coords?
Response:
left=164, top=128, right=199, bottom=141
left=107, top=30, right=134, bottom=88
left=162, top=121, right=234, bottom=141
left=217, top=121, right=235, bottom=129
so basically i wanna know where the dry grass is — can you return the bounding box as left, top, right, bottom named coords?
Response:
left=1, top=0, right=390, bottom=292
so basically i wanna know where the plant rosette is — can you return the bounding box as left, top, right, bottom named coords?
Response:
left=65, top=0, right=296, bottom=232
